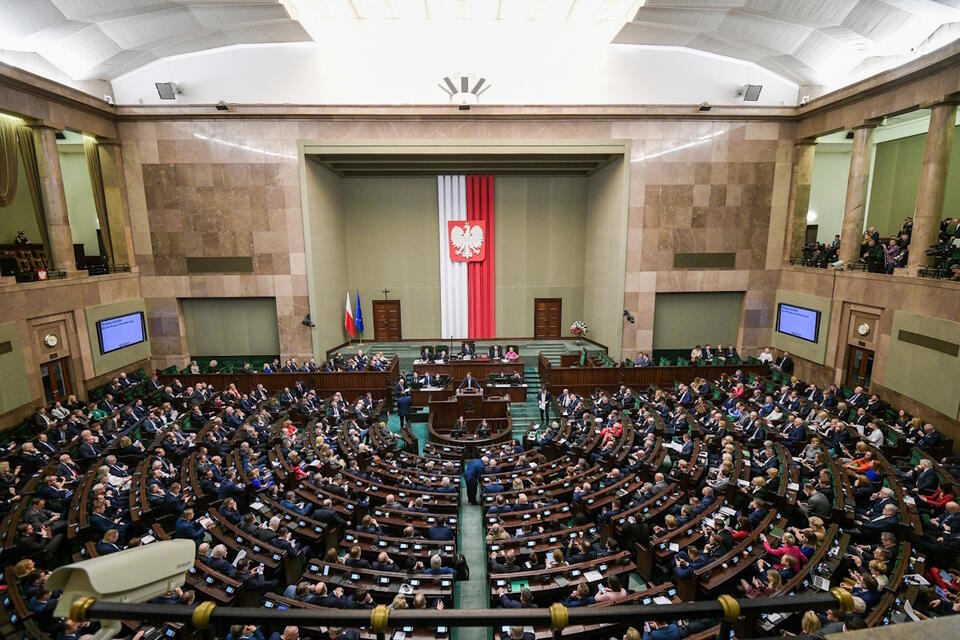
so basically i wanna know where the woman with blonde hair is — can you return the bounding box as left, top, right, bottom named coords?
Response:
left=390, top=594, right=408, bottom=610
left=742, top=569, right=782, bottom=597
left=545, top=547, right=566, bottom=569
left=807, top=516, right=827, bottom=542
left=800, top=610, right=821, bottom=638
left=511, top=477, right=525, bottom=492
left=870, top=559, right=889, bottom=589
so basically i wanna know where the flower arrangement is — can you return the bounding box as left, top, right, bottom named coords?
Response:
left=570, top=321, right=588, bottom=337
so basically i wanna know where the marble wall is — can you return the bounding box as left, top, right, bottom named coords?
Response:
left=114, top=117, right=792, bottom=366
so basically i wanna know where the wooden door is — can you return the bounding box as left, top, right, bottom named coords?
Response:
left=844, top=345, right=875, bottom=390
left=40, top=357, right=73, bottom=404
left=534, top=298, right=562, bottom=338
left=372, top=300, right=402, bottom=341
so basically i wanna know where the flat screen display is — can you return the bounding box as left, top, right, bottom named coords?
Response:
left=97, top=312, right=147, bottom=354
left=776, top=303, right=820, bottom=343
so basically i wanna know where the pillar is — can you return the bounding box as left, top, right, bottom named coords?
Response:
left=96, top=141, right=136, bottom=269
left=783, top=140, right=817, bottom=264
left=906, top=99, right=959, bottom=274
left=28, top=123, right=77, bottom=273
left=837, top=123, right=878, bottom=264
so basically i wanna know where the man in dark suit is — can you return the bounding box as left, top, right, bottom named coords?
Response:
left=397, top=394, right=411, bottom=429
left=460, top=341, right=475, bottom=357
left=847, top=386, right=868, bottom=408
left=774, top=352, right=794, bottom=374
left=428, top=518, right=455, bottom=541
left=205, top=544, right=238, bottom=577
left=459, top=372, right=480, bottom=390
left=909, top=459, right=939, bottom=495
left=307, top=498, right=345, bottom=529
left=77, top=433, right=101, bottom=465
left=278, top=387, right=296, bottom=406
left=95, top=529, right=123, bottom=555
left=395, top=374, right=409, bottom=397
left=33, top=407, right=54, bottom=429
left=489, top=345, right=504, bottom=359
left=859, top=503, right=899, bottom=540
left=174, top=508, right=207, bottom=546
left=421, top=372, right=437, bottom=387
left=537, top=388, right=551, bottom=424
left=57, top=454, right=80, bottom=482
left=99, top=394, right=118, bottom=413
left=464, top=457, right=484, bottom=505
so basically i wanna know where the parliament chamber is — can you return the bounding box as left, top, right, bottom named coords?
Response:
left=2, top=3, right=960, bottom=640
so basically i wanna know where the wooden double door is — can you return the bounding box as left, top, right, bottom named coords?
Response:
left=534, top=298, right=562, bottom=338
left=844, top=345, right=875, bottom=389
left=372, top=300, right=402, bottom=341
left=40, top=357, right=73, bottom=404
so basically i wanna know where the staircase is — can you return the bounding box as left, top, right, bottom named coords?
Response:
left=511, top=365, right=544, bottom=437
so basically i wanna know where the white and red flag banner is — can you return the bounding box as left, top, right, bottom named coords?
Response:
left=437, top=175, right=495, bottom=339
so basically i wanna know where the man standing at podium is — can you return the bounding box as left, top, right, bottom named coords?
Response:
left=459, top=371, right=480, bottom=390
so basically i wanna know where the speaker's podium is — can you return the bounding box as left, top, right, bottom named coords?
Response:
left=456, top=386, right=483, bottom=418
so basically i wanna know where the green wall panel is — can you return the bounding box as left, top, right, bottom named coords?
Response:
left=181, top=298, right=279, bottom=357
left=495, top=176, right=587, bottom=337
left=867, top=125, right=960, bottom=237
left=58, top=147, right=101, bottom=256
left=808, top=147, right=849, bottom=243
left=341, top=177, right=441, bottom=340
left=0, top=322, right=31, bottom=414
left=302, top=160, right=348, bottom=354
left=84, top=298, right=152, bottom=377
left=883, top=311, right=960, bottom=420
left=653, top=292, right=744, bottom=350
left=584, top=158, right=628, bottom=358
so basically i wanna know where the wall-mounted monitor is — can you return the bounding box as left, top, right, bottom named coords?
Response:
left=97, top=312, right=147, bottom=354
left=776, top=303, right=821, bottom=343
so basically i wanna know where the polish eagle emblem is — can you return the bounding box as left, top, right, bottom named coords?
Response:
left=448, top=221, right=486, bottom=262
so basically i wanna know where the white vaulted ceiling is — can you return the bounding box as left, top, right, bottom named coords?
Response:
left=615, top=0, right=960, bottom=89
left=0, top=0, right=310, bottom=80
left=0, top=0, right=959, bottom=104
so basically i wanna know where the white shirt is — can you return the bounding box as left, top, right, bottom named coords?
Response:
left=758, top=351, right=774, bottom=363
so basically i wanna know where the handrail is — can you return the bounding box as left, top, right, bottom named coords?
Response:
left=72, top=591, right=852, bottom=632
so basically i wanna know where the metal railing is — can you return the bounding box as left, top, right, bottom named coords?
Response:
left=70, top=590, right=855, bottom=639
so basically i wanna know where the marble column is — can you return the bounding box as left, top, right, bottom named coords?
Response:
left=28, top=123, right=77, bottom=273
left=838, top=124, right=877, bottom=264
left=783, top=140, right=817, bottom=264
left=906, top=100, right=959, bottom=274
left=96, top=141, right=136, bottom=269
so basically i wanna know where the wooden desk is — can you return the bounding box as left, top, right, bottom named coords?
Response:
left=412, top=383, right=526, bottom=406
left=428, top=389, right=510, bottom=424
left=485, top=383, right=527, bottom=402
left=427, top=393, right=514, bottom=459
left=159, top=356, right=399, bottom=403
left=412, top=386, right=452, bottom=407
left=413, top=358, right=524, bottom=381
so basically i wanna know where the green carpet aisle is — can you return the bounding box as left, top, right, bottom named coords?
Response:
left=457, top=480, right=489, bottom=640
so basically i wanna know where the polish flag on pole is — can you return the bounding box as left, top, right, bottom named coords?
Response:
left=344, top=291, right=356, bottom=338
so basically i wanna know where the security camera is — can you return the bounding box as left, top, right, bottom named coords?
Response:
left=47, top=540, right=195, bottom=639
left=302, top=313, right=315, bottom=328
left=623, top=310, right=635, bottom=324
left=830, top=260, right=845, bottom=270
